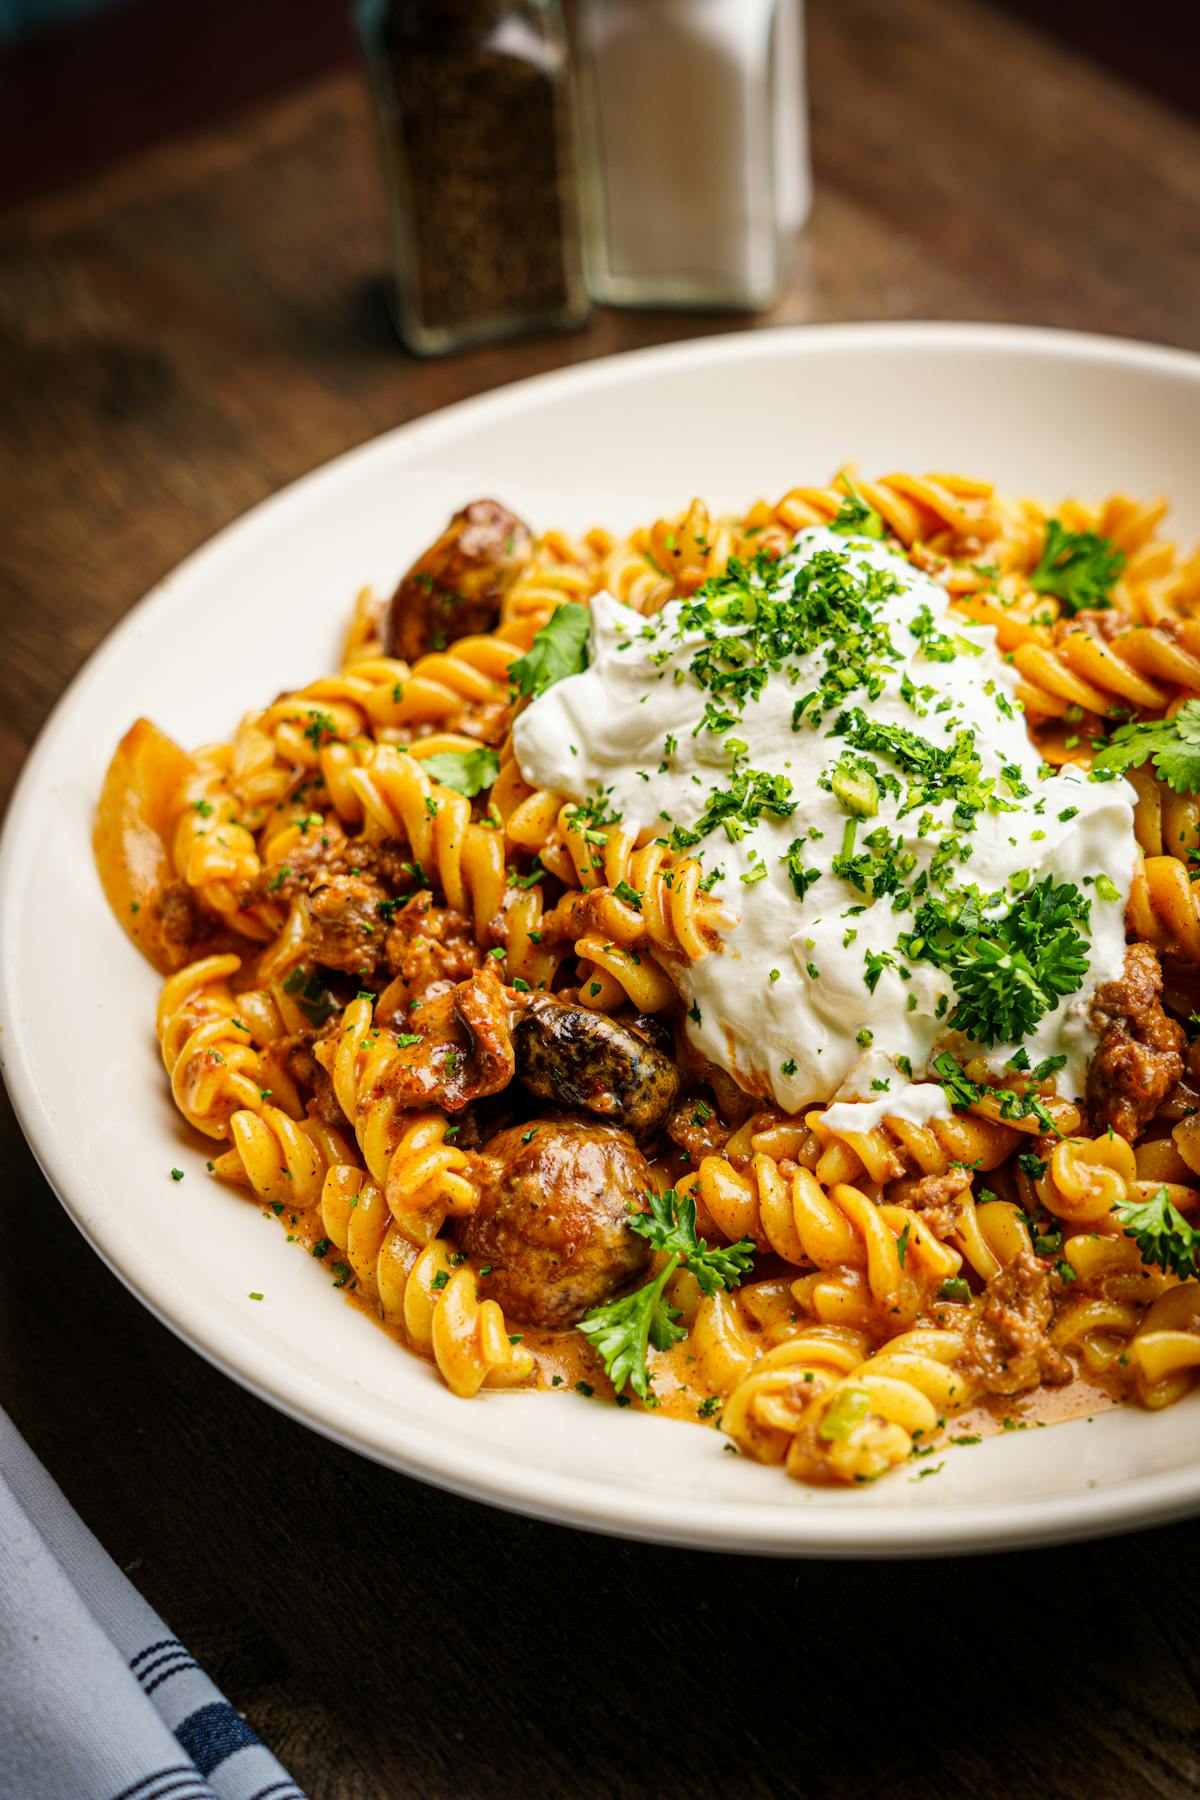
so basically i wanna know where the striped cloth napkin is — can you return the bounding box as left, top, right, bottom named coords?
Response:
left=0, top=1407, right=305, bottom=1800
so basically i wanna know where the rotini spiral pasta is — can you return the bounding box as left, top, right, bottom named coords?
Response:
left=1033, top=1133, right=1197, bottom=1227
left=1127, top=852, right=1200, bottom=961
left=569, top=936, right=677, bottom=1013
left=212, top=1105, right=353, bottom=1208
left=1128, top=766, right=1200, bottom=860
left=98, top=468, right=1200, bottom=1459
left=315, top=994, right=482, bottom=1242
left=347, top=742, right=508, bottom=936
left=1011, top=618, right=1200, bottom=723
left=318, top=1166, right=533, bottom=1396
left=684, top=1154, right=960, bottom=1309
left=495, top=751, right=728, bottom=961
left=172, top=753, right=278, bottom=943
left=725, top=1326, right=972, bottom=1484
left=156, top=955, right=275, bottom=1138
left=501, top=530, right=610, bottom=638
left=801, top=1103, right=1022, bottom=1189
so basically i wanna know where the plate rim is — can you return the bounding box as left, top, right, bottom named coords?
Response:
left=7, top=317, right=1200, bottom=1557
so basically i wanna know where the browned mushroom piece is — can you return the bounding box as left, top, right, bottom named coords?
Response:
left=383, top=499, right=533, bottom=662
left=459, top=1119, right=653, bottom=1327
left=513, top=994, right=681, bottom=1138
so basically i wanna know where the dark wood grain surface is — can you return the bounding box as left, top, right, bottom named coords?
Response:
left=3, top=1, right=1200, bottom=1793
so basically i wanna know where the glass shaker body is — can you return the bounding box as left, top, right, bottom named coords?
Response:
left=571, top=0, right=810, bottom=312
left=358, top=0, right=590, bottom=356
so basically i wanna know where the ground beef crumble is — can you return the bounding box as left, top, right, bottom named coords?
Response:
left=248, top=831, right=485, bottom=992
left=959, top=1250, right=1072, bottom=1397
left=1087, top=943, right=1185, bottom=1138
left=894, top=1168, right=972, bottom=1241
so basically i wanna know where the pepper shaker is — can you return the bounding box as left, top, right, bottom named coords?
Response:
left=357, top=0, right=591, bottom=356
left=570, top=0, right=810, bottom=311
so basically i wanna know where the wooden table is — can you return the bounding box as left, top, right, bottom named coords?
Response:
left=3, top=1, right=1200, bottom=1793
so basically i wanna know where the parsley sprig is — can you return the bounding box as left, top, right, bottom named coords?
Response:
left=508, top=603, right=591, bottom=698
left=1029, top=519, right=1125, bottom=617
left=577, top=1191, right=755, bottom=1399
left=1113, top=1185, right=1200, bottom=1281
left=1090, top=699, right=1200, bottom=792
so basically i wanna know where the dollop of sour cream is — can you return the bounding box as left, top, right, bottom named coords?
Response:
left=513, top=528, right=1137, bottom=1119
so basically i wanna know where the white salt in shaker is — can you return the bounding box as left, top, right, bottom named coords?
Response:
left=571, top=0, right=810, bottom=311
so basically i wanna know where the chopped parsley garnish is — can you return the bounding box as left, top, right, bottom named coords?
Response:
left=835, top=708, right=996, bottom=827
left=302, top=710, right=338, bottom=748
left=782, top=839, right=822, bottom=900
left=938, top=1278, right=972, bottom=1302
left=669, top=764, right=796, bottom=851
left=576, top=1190, right=754, bottom=1399
left=829, top=482, right=886, bottom=540
left=818, top=1387, right=870, bottom=1440
left=668, top=546, right=903, bottom=732
left=1029, top=519, right=1124, bottom=616
left=931, top=1053, right=1062, bottom=1134
left=829, top=757, right=880, bottom=819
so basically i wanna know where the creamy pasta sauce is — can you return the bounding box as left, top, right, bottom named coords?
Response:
left=514, top=528, right=1138, bottom=1116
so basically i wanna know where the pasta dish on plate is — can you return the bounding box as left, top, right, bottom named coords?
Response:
left=94, top=471, right=1200, bottom=1486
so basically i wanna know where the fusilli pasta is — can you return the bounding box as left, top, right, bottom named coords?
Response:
left=95, top=467, right=1200, bottom=1484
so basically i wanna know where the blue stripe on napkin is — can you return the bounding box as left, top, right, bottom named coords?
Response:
left=0, top=1408, right=306, bottom=1800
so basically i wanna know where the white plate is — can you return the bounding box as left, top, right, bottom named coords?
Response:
left=5, top=322, right=1200, bottom=1557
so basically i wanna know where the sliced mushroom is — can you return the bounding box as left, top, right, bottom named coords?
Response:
left=513, top=995, right=680, bottom=1137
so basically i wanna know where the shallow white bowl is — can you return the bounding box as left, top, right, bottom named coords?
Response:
left=5, top=322, right=1200, bottom=1556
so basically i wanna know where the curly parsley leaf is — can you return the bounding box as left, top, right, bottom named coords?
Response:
left=1029, top=519, right=1124, bottom=617
left=1114, top=1184, right=1200, bottom=1281
left=1090, top=699, right=1200, bottom=793
left=630, top=1188, right=756, bottom=1296
left=577, top=1191, right=754, bottom=1396
left=419, top=746, right=500, bottom=797
left=903, top=876, right=1089, bottom=1046
left=507, top=602, right=591, bottom=699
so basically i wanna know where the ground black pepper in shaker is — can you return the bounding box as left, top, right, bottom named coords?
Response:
left=357, top=0, right=590, bottom=356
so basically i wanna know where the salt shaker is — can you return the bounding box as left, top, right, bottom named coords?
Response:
left=570, top=0, right=810, bottom=311
left=357, top=0, right=591, bottom=357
